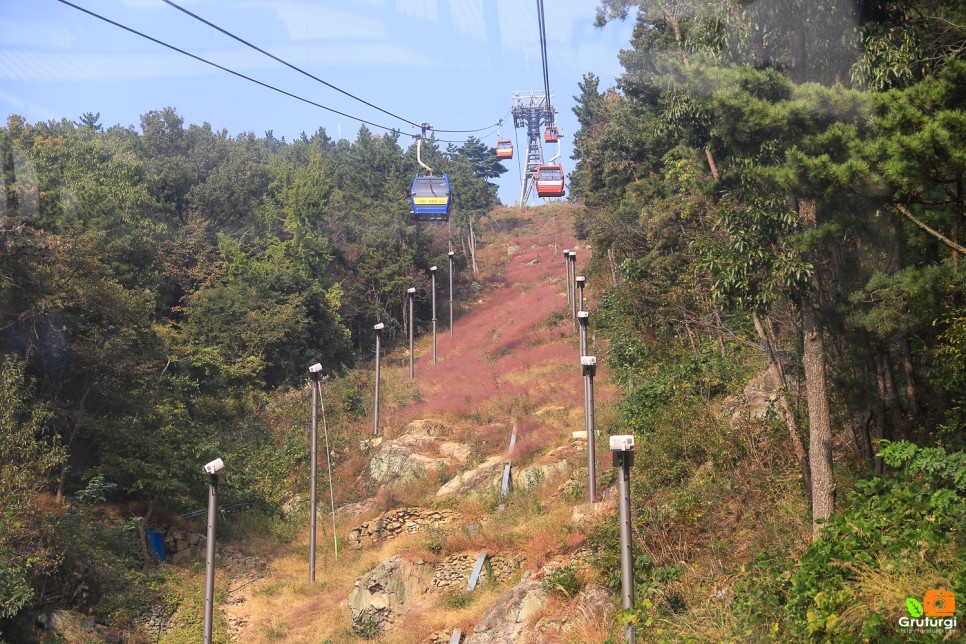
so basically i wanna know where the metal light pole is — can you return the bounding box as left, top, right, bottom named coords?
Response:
left=308, top=363, right=322, bottom=582
left=448, top=250, right=455, bottom=337
left=581, top=356, right=597, bottom=504
left=610, top=435, right=637, bottom=644
left=430, top=266, right=437, bottom=364
left=373, top=324, right=384, bottom=436
left=407, top=287, right=416, bottom=380
left=578, top=310, right=589, bottom=358
left=569, top=251, right=578, bottom=330
left=576, top=275, right=586, bottom=312
left=202, top=458, right=224, bottom=644
left=563, top=249, right=571, bottom=304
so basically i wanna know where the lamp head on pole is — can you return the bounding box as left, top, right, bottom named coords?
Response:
left=581, top=354, right=597, bottom=376
left=609, top=435, right=635, bottom=452
left=374, top=323, right=385, bottom=331
left=204, top=458, right=225, bottom=475
left=430, top=266, right=437, bottom=273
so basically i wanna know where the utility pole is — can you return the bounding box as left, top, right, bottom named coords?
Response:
left=578, top=310, right=589, bottom=358
left=407, top=287, right=416, bottom=379
left=430, top=266, right=437, bottom=364
left=569, top=251, right=577, bottom=330
left=610, top=435, right=637, bottom=644
left=202, top=458, right=224, bottom=644
left=581, top=355, right=597, bottom=504
left=563, top=249, right=572, bottom=305
left=373, top=323, right=384, bottom=436
left=308, top=363, right=322, bottom=582
left=448, top=250, right=455, bottom=337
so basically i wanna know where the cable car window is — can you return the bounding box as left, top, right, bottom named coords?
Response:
left=413, top=178, right=449, bottom=196
left=539, top=167, right=561, bottom=181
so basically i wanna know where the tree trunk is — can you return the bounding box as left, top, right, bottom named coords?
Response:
left=608, top=246, right=619, bottom=286
left=468, top=221, right=479, bottom=276
left=797, top=197, right=835, bottom=539
left=56, top=422, right=83, bottom=503
left=899, top=334, right=921, bottom=419
left=705, top=148, right=720, bottom=180
left=752, top=311, right=811, bottom=493
left=802, top=296, right=836, bottom=538
left=876, top=346, right=906, bottom=440
left=710, top=306, right=726, bottom=357
left=138, top=496, right=156, bottom=572
left=849, top=410, right=875, bottom=469
left=869, top=356, right=888, bottom=473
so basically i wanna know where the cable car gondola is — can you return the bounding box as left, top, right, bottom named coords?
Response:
left=410, top=173, right=451, bottom=221
left=495, top=139, right=513, bottom=159
left=544, top=125, right=559, bottom=143
left=535, top=164, right=565, bottom=198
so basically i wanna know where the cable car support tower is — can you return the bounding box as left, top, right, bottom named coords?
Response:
left=512, top=91, right=556, bottom=204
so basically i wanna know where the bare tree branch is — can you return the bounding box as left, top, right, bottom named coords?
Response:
left=894, top=204, right=966, bottom=254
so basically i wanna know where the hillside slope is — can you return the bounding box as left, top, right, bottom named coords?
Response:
left=219, top=204, right=620, bottom=643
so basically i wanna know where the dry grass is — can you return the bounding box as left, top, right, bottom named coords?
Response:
left=209, top=205, right=613, bottom=641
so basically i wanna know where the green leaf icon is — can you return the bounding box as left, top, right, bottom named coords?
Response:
left=906, top=598, right=924, bottom=617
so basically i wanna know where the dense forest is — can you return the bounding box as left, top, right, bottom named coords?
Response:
left=1, top=0, right=964, bottom=640
left=569, top=0, right=964, bottom=639
left=0, top=110, right=503, bottom=627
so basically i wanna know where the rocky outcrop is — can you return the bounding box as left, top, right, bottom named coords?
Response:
left=335, top=498, right=380, bottom=523
left=534, top=583, right=613, bottom=640
left=366, top=434, right=471, bottom=486
left=436, top=456, right=504, bottom=497
left=348, top=552, right=524, bottom=636
left=464, top=574, right=549, bottom=643
left=36, top=610, right=123, bottom=643
left=515, top=460, right=570, bottom=490
left=728, top=368, right=781, bottom=424
left=348, top=556, right=434, bottom=636
left=347, top=507, right=459, bottom=550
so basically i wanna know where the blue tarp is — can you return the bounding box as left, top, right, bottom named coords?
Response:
left=146, top=528, right=166, bottom=562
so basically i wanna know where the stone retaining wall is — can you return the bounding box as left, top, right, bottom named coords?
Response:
left=432, top=554, right=522, bottom=590
left=347, top=507, right=458, bottom=550
left=164, top=526, right=211, bottom=563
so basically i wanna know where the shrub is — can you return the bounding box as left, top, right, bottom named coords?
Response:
left=541, top=563, right=585, bottom=598
left=782, top=441, right=965, bottom=640
left=443, top=590, right=476, bottom=609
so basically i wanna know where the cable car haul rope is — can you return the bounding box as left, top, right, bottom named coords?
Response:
left=56, top=0, right=564, bottom=214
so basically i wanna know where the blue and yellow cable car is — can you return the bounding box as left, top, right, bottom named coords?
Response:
left=410, top=173, right=451, bottom=221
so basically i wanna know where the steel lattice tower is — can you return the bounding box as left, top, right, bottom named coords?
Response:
left=511, top=91, right=555, bottom=205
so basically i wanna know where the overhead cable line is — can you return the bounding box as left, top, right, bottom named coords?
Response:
left=160, top=0, right=502, bottom=135
left=160, top=0, right=421, bottom=129
left=54, top=0, right=411, bottom=137
left=536, top=0, right=553, bottom=125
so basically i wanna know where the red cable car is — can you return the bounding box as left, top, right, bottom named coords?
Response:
left=544, top=125, right=559, bottom=143
left=535, top=164, right=565, bottom=198
left=495, top=139, right=513, bottom=159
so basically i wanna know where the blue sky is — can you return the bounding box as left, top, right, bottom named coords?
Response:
left=0, top=1, right=634, bottom=205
